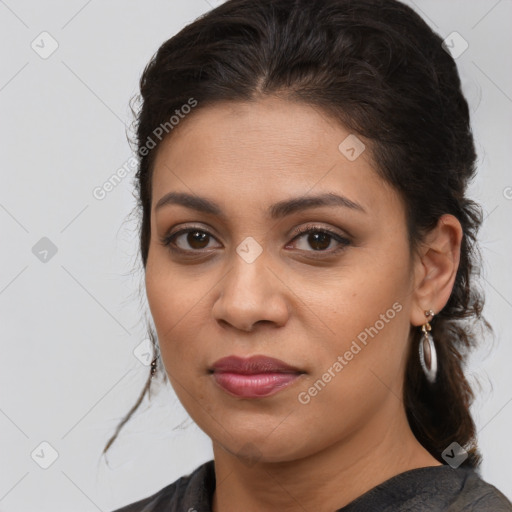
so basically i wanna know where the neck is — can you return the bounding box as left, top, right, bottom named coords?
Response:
left=211, top=400, right=441, bottom=512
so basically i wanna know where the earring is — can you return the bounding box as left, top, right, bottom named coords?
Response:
left=419, top=309, right=437, bottom=384
left=150, top=357, right=157, bottom=378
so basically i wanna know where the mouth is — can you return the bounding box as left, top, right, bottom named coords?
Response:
left=209, top=355, right=306, bottom=398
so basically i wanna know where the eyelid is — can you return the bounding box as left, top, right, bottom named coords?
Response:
left=289, top=223, right=351, bottom=241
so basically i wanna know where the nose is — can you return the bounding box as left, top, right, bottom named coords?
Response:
left=211, top=253, right=290, bottom=332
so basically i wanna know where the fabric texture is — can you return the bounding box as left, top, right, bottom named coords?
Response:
left=111, top=459, right=512, bottom=512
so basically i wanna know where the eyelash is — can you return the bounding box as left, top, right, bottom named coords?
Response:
left=160, top=224, right=351, bottom=257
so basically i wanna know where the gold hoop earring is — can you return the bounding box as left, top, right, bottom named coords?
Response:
left=419, top=309, right=437, bottom=384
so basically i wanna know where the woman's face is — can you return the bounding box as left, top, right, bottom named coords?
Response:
left=145, top=96, right=419, bottom=463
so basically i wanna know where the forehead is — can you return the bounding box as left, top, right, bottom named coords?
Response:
left=155, top=97, right=342, bottom=165
left=150, top=97, right=400, bottom=218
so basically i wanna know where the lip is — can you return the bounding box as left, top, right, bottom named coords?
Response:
left=210, top=355, right=305, bottom=398
left=210, top=355, right=303, bottom=374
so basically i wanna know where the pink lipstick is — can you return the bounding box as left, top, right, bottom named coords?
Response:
left=210, top=355, right=305, bottom=398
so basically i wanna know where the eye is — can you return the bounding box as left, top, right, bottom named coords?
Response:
left=161, top=227, right=220, bottom=253
left=286, top=225, right=351, bottom=254
left=160, top=224, right=351, bottom=256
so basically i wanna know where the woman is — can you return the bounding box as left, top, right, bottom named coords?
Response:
left=107, top=0, right=512, bottom=510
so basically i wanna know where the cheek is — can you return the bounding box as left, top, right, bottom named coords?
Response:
left=320, top=253, right=409, bottom=330
left=145, top=259, right=190, bottom=354
left=145, top=245, right=203, bottom=325
left=144, top=254, right=216, bottom=381
left=310, top=245, right=413, bottom=383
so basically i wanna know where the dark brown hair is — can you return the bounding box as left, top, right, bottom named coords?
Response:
left=103, top=0, right=488, bottom=468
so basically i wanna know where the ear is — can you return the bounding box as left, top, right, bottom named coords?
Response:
left=410, top=214, right=463, bottom=327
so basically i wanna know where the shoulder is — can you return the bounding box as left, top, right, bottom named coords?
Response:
left=340, top=465, right=512, bottom=512
left=445, top=467, right=512, bottom=511
left=110, top=459, right=215, bottom=512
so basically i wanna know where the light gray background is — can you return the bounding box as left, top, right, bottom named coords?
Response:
left=1, top=1, right=511, bottom=510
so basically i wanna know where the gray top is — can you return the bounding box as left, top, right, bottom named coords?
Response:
left=111, top=459, right=512, bottom=512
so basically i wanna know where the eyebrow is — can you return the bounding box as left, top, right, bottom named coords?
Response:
left=154, top=191, right=366, bottom=219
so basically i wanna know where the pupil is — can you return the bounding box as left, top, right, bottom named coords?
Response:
left=309, top=232, right=329, bottom=250
left=189, top=231, right=209, bottom=249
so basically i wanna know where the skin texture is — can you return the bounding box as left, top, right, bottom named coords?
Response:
left=145, top=96, right=462, bottom=512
